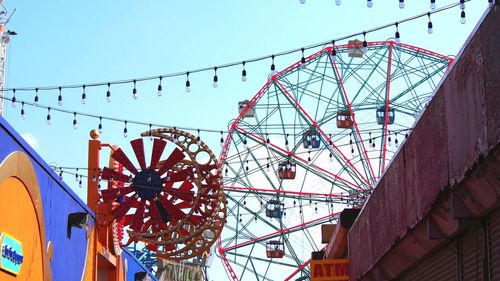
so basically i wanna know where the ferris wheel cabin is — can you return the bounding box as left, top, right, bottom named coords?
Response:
left=376, top=107, right=395, bottom=125
left=266, top=240, right=285, bottom=258
left=238, top=100, right=255, bottom=118
left=266, top=200, right=285, bottom=218
left=336, top=110, right=354, bottom=128
left=278, top=162, right=296, bottom=180
left=302, top=129, right=321, bottom=149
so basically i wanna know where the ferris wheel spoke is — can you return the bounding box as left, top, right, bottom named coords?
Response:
left=331, top=60, right=377, bottom=184
left=271, top=79, right=371, bottom=188
left=237, top=126, right=362, bottom=190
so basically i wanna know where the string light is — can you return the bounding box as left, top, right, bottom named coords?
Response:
left=157, top=76, right=163, bottom=97
left=197, top=129, right=201, bottom=145
left=427, top=12, right=434, bottom=34
left=213, top=67, right=218, bottom=88
left=395, top=22, right=401, bottom=43
left=132, top=80, right=138, bottom=99
left=57, top=87, right=63, bottom=107
left=241, top=62, right=247, bottom=82
left=220, top=131, right=224, bottom=147
left=430, top=0, right=436, bottom=10
left=73, top=112, right=78, bottom=129
left=20, top=102, right=25, bottom=120
left=185, top=72, right=191, bottom=93
left=362, top=32, right=368, bottom=53
left=367, top=0, right=373, bottom=8
left=460, top=10, right=466, bottom=24
left=106, top=82, right=111, bottom=102
left=46, top=107, right=51, bottom=125
left=270, top=55, right=276, bottom=76
left=34, top=88, right=39, bottom=106
left=300, top=48, right=306, bottom=69
left=123, top=121, right=128, bottom=138
left=4, top=3, right=463, bottom=100
left=81, top=85, right=87, bottom=104
left=399, top=0, right=405, bottom=9
left=11, top=88, right=16, bottom=108
left=331, top=41, right=337, bottom=62
left=98, top=116, right=103, bottom=134
left=149, top=123, right=153, bottom=140
left=459, top=0, right=465, bottom=9
left=300, top=0, right=306, bottom=4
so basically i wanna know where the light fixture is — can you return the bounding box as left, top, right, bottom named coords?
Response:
left=157, top=76, right=163, bottom=96
left=132, top=80, right=138, bottom=99
left=149, top=124, right=153, bottom=141
left=196, top=129, right=201, bottom=145
left=220, top=131, right=224, bottom=147
left=106, top=82, right=111, bottom=102
left=367, top=0, right=373, bottom=8
left=98, top=117, right=103, bottom=134
left=331, top=40, right=337, bottom=62
left=399, top=0, right=405, bottom=9
left=213, top=67, right=218, bottom=88
left=427, top=13, right=433, bottom=34
left=459, top=0, right=465, bottom=10
left=241, top=61, right=247, bottom=82
left=185, top=72, right=191, bottom=93
left=34, top=88, right=39, bottom=106
left=123, top=121, right=128, bottom=138
left=395, top=22, right=401, bottom=43
left=58, top=87, right=63, bottom=106
left=335, top=0, right=341, bottom=5
left=46, top=107, right=51, bottom=125
left=430, top=0, right=436, bottom=10
left=20, top=102, right=25, bottom=120
left=460, top=10, right=466, bottom=24
left=11, top=89, right=16, bottom=108
left=300, top=0, right=306, bottom=4
left=79, top=85, right=85, bottom=104
left=73, top=112, right=77, bottom=129
left=300, top=48, right=306, bottom=69
left=362, top=32, right=368, bottom=53
left=270, top=55, right=276, bottom=75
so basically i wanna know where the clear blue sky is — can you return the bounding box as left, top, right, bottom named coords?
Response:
left=1, top=0, right=489, bottom=279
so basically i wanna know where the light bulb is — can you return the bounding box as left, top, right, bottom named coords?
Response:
left=21, top=109, right=25, bottom=120
left=81, top=96, right=86, bottom=104
left=428, top=21, right=433, bottom=34
left=367, top=0, right=373, bottom=8
left=46, top=117, right=51, bottom=125
left=133, top=88, right=138, bottom=99
left=300, top=0, right=306, bottom=3
left=335, top=0, right=341, bottom=5
left=157, top=84, right=162, bottom=96
left=331, top=49, right=337, bottom=62
left=241, top=69, right=247, bottom=81
left=430, top=0, right=436, bottom=10
left=81, top=90, right=86, bottom=104
left=185, top=80, right=191, bottom=93
left=73, top=120, right=77, bottom=130
left=58, top=100, right=63, bottom=107
left=34, top=96, right=39, bottom=106
left=123, top=129, right=128, bottom=138
left=395, top=31, right=401, bottom=43
left=106, top=94, right=111, bottom=103
left=11, top=100, right=15, bottom=108
left=399, top=0, right=405, bottom=8
left=459, top=1, right=465, bottom=10
left=460, top=11, right=466, bottom=24
left=213, top=81, right=218, bottom=88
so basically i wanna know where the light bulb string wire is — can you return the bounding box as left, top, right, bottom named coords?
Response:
left=1, top=94, right=414, bottom=137
left=2, top=0, right=472, bottom=93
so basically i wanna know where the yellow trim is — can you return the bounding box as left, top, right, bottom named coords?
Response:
left=0, top=151, right=52, bottom=280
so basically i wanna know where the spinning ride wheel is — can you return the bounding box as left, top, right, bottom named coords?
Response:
left=218, top=40, right=453, bottom=280
left=99, top=128, right=226, bottom=261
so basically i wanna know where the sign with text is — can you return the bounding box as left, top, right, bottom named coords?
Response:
left=0, top=232, right=24, bottom=275
left=311, top=259, right=349, bottom=281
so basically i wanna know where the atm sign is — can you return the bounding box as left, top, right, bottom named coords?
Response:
left=310, top=259, right=349, bottom=281
left=0, top=233, right=24, bottom=275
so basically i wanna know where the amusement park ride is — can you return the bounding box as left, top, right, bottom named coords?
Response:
left=80, top=38, right=453, bottom=280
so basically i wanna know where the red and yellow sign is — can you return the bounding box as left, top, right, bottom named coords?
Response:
left=310, top=259, right=349, bottom=281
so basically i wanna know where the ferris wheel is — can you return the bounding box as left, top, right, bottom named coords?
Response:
left=218, top=40, right=453, bottom=281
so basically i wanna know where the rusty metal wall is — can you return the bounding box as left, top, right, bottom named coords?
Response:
left=399, top=242, right=457, bottom=281
left=349, top=7, right=500, bottom=281
left=489, top=208, right=500, bottom=280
